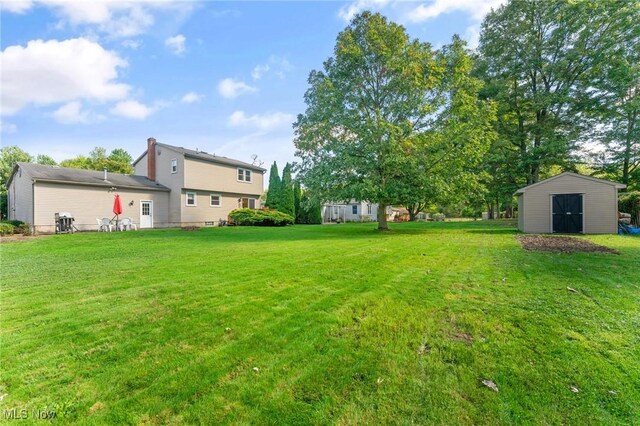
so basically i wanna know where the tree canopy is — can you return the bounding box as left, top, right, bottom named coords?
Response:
left=294, top=12, right=496, bottom=229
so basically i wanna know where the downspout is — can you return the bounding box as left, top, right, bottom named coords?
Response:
left=32, top=179, right=36, bottom=235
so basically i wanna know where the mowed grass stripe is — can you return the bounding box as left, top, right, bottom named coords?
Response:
left=1, top=221, right=638, bottom=424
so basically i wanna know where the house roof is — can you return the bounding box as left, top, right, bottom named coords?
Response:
left=132, top=142, right=267, bottom=172
left=9, top=162, right=170, bottom=191
left=514, top=172, right=626, bottom=195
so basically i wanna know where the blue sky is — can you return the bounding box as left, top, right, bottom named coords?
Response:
left=1, top=0, right=504, bottom=173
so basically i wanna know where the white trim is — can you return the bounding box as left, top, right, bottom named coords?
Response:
left=210, top=193, right=221, bottom=207
left=237, top=168, right=252, bottom=183
left=170, top=159, right=178, bottom=174
left=186, top=191, right=197, bottom=207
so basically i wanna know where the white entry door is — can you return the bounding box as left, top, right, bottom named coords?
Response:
left=140, top=201, right=153, bottom=228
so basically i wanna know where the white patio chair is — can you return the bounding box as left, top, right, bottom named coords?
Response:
left=98, top=217, right=113, bottom=232
left=119, top=217, right=137, bottom=231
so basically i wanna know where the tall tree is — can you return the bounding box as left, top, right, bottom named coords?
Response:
left=60, top=147, right=134, bottom=174
left=295, top=13, right=494, bottom=230
left=400, top=36, right=496, bottom=220
left=478, top=0, right=637, bottom=185
left=265, top=162, right=281, bottom=210
left=36, top=154, right=57, bottom=166
left=0, top=146, right=32, bottom=192
left=280, top=163, right=295, bottom=217
left=293, top=180, right=302, bottom=222
left=580, top=21, right=640, bottom=189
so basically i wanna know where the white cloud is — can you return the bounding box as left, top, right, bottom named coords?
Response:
left=407, top=0, right=505, bottom=23
left=0, top=120, right=18, bottom=134
left=217, top=78, right=257, bottom=99
left=52, top=101, right=90, bottom=124
left=1, top=0, right=33, bottom=14
left=121, top=39, right=142, bottom=49
left=181, top=92, right=203, bottom=103
left=251, top=55, right=293, bottom=81
left=165, top=34, right=186, bottom=55
left=228, top=111, right=294, bottom=131
left=338, top=0, right=390, bottom=21
left=1, top=38, right=129, bottom=116
left=251, top=64, right=270, bottom=81
left=109, top=100, right=154, bottom=120
left=2, top=1, right=194, bottom=38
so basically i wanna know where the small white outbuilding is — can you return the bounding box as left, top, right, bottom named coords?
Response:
left=515, top=172, right=626, bottom=234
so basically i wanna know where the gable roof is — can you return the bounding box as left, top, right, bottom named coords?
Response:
left=8, top=163, right=170, bottom=191
left=132, top=142, right=266, bottom=172
left=514, top=172, right=626, bottom=195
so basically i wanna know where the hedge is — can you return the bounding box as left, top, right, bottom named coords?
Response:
left=619, top=191, right=640, bottom=227
left=0, top=223, right=14, bottom=236
left=229, top=209, right=294, bottom=226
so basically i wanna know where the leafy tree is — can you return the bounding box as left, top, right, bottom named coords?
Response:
left=580, top=23, right=640, bottom=189
left=36, top=154, right=57, bottom=165
left=295, top=13, right=495, bottom=230
left=401, top=36, right=496, bottom=220
left=60, top=147, right=134, bottom=174
left=280, top=163, right=295, bottom=217
left=265, top=162, right=281, bottom=210
left=0, top=146, right=32, bottom=193
left=478, top=0, right=637, bottom=185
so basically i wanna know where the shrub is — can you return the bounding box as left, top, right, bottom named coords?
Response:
left=5, top=220, right=24, bottom=227
left=619, top=191, right=640, bottom=226
left=18, top=224, right=32, bottom=236
left=229, top=209, right=294, bottom=226
left=0, top=223, right=14, bottom=236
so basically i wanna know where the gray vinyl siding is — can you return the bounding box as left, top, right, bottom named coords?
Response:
left=518, top=174, right=619, bottom=234
left=32, top=182, right=170, bottom=233
left=7, top=166, right=34, bottom=224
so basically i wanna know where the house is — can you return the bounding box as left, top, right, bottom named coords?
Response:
left=7, top=138, right=265, bottom=233
left=514, top=172, right=626, bottom=234
left=322, top=200, right=380, bottom=223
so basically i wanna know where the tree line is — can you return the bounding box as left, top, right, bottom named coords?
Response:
left=293, top=2, right=638, bottom=229
left=264, top=162, right=322, bottom=224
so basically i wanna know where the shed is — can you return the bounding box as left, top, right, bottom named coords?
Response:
left=514, top=172, right=626, bottom=234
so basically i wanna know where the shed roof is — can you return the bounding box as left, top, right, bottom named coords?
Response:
left=132, top=142, right=266, bottom=172
left=514, top=172, right=626, bottom=195
left=9, top=163, right=170, bottom=191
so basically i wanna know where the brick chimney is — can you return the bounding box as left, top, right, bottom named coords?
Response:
left=147, top=137, right=156, bottom=181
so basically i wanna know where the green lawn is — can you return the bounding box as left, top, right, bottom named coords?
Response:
left=1, top=222, right=639, bottom=425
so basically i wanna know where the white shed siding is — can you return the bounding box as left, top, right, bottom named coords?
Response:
left=33, top=182, right=170, bottom=233
left=520, top=174, right=618, bottom=234
left=7, top=166, right=34, bottom=224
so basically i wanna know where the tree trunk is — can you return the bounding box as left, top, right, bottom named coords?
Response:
left=377, top=202, right=389, bottom=231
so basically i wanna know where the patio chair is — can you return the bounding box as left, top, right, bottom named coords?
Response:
left=97, top=217, right=114, bottom=232
left=119, top=217, right=137, bottom=231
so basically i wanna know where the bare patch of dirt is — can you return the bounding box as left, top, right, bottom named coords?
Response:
left=0, top=234, right=51, bottom=244
left=516, top=235, right=619, bottom=254
left=451, top=331, right=474, bottom=345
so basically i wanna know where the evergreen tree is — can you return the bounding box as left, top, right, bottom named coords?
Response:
left=294, top=180, right=302, bottom=222
left=265, top=162, right=281, bottom=210
left=280, top=163, right=295, bottom=217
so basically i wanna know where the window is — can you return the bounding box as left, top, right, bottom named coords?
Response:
left=210, top=194, right=221, bottom=207
left=367, top=204, right=372, bottom=215
left=352, top=205, right=358, bottom=215
left=186, top=192, right=197, bottom=206
left=171, top=159, right=178, bottom=174
left=237, top=168, right=252, bottom=182
left=239, top=197, right=256, bottom=209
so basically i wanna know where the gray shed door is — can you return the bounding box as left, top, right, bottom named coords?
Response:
left=552, top=194, right=583, bottom=233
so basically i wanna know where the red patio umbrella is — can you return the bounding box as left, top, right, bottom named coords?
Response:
left=113, top=194, right=123, bottom=228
